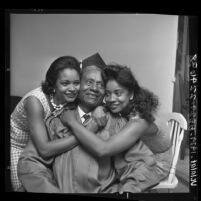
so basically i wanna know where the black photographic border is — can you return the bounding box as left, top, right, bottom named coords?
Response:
left=4, top=9, right=198, bottom=201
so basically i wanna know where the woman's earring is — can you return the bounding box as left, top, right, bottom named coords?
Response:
left=129, top=95, right=134, bottom=102
left=80, top=60, right=82, bottom=70
left=103, top=98, right=106, bottom=104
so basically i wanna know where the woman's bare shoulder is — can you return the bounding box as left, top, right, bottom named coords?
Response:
left=24, top=96, right=44, bottom=114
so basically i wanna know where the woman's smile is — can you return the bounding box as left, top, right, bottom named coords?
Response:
left=105, top=80, right=133, bottom=114
left=65, top=93, right=77, bottom=99
left=109, top=103, right=120, bottom=110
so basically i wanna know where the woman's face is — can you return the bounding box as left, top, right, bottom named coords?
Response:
left=105, top=80, right=133, bottom=113
left=54, top=68, right=80, bottom=104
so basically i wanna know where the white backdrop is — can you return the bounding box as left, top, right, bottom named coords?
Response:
left=10, top=14, right=178, bottom=115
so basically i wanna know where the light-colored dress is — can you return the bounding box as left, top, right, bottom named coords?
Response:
left=10, top=87, right=51, bottom=191
left=109, top=115, right=172, bottom=193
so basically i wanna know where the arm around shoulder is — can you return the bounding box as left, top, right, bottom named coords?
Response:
left=25, top=96, right=78, bottom=158
left=140, top=117, right=171, bottom=153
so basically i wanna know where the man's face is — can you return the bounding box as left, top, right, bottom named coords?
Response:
left=79, top=67, right=105, bottom=111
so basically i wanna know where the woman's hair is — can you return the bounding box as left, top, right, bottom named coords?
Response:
left=104, top=64, right=159, bottom=122
left=41, top=56, right=81, bottom=95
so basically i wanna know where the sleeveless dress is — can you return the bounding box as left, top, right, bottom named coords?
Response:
left=10, top=87, right=51, bottom=191
left=108, top=114, right=172, bottom=193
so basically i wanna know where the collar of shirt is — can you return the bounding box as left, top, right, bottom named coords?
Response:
left=77, top=105, right=91, bottom=123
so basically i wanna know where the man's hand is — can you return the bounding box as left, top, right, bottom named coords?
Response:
left=129, top=112, right=140, bottom=120
left=92, top=106, right=108, bottom=128
left=85, top=118, right=99, bottom=133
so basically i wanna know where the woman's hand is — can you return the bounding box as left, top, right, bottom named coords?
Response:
left=128, top=112, right=140, bottom=121
left=60, top=109, right=77, bottom=127
left=92, top=106, right=108, bottom=128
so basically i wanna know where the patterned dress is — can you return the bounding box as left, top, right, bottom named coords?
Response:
left=10, top=87, right=51, bottom=191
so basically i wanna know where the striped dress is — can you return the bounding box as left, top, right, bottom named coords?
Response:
left=10, top=87, right=51, bottom=191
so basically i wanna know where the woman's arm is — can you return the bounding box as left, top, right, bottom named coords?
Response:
left=140, top=116, right=171, bottom=153
left=25, top=96, right=79, bottom=158
left=62, top=110, right=150, bottom=158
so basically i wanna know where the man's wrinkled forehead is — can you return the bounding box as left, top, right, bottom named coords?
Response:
left=82, top=66, right=103, bottom=81
left=82, top=65, right=102, bottom=74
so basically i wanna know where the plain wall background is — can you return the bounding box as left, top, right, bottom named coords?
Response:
left=10, top=14, right=178, bottom=115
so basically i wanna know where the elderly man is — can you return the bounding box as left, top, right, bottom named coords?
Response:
left=50, top=53, right=171, bottom=194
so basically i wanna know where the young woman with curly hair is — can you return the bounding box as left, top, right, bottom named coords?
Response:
left=61, top=64, right=172, bottom=193
left=11, top=56, right=81, bottom=192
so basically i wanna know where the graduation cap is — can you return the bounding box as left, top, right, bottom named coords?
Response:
left=81, top=53, right=106, bottom=71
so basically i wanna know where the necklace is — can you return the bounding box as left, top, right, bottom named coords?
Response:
left=50, top=94, right=66, bottom=111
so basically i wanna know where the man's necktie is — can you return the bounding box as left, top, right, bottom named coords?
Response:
left=82, top=114, right=90, bottom=124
